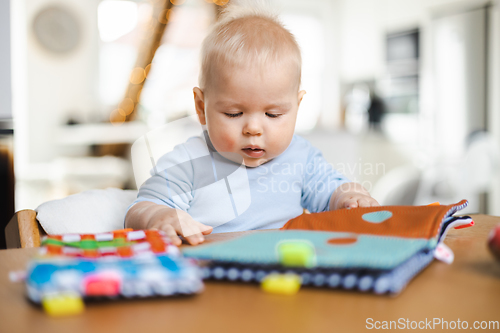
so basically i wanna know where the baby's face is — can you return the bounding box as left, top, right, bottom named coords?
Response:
left=194, top=63, right=305, bottom=167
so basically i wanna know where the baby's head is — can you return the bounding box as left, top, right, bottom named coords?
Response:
left=193, top=1, right=305, bottom=167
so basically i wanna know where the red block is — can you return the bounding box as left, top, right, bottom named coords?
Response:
left=145, top=230, right=161, bottom=240
left=83, top=249, right=99, bottom=258
left=81, top=234, right=95, bottom=240
left=117, top=246, right=133, bottom=258
left=151, top=242, right=166, bottom=253
left=85, top=277, right=121, bottom=296
left=47, top=245, right=62, bottom=255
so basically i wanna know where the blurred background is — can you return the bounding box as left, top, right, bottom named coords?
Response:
left=1, top=0, right=500, bottom=246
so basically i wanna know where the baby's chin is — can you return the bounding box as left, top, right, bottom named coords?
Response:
left=242, top=156, right=270, bottom=168
left=215, top=150, right=273, bottom=167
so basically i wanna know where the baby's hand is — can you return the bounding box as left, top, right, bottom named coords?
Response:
left=330, top=182, right=380, bottom=210
left=126, top=202, right=212, bottom=246
left=147, top=207, right=212, bottom=246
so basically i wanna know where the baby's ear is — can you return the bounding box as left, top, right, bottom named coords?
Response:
left=298, top=90, right=306, bottom=106
left=193, top=87, right=206, bottom=125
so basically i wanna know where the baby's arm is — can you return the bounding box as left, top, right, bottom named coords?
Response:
left=329, top=182, right=380, bottom=210
left=125, top=201, right=212, bottom=246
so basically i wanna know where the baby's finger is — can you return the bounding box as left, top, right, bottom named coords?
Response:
left=181, top=224, right=205, bottom=245
left=195, top=221, right=213, bottom=235
left=162, top=225, right=182, bottom=246
left=178, top=220, right=205, bottom=245
left=184, top=233, right=205, bottom=245
left=358, top=198, right=371, bottom=207
left=370, top=198, right=381, bottom=206
left=343, top=198, right=358, bottom=209
left=169, top=211, right=199, bottom=238
left=201, top=228, right=213, bottom=235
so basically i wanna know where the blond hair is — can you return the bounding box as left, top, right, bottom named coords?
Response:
left=198, top=0, right=302, bottom=92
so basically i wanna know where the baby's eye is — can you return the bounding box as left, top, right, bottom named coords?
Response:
left=266, top=113, right=281, bottom=118
left=224, top=112, right=242, bottom=118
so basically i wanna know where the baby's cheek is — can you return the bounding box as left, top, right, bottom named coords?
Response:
left=212, top=131, right=236, bottom=152
left=271, top=129, right=294, bottom=154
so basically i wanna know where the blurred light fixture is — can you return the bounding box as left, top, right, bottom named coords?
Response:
left=98, top=0, right=138, bottom=43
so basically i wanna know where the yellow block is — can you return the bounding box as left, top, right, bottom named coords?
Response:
left=277, top=241, right=316, bottom=268
left=261, top=273, right=301, bottom=295
left=42, top=293, right=85, bottom=316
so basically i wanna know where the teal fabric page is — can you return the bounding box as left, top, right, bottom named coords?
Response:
left=183, top=230, right=431, bottom=270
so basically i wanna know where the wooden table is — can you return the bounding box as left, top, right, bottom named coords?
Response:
left=1, top=215, right=499, bottom=333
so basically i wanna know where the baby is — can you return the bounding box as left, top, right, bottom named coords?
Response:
left=125, top=2, right=379, bottom=246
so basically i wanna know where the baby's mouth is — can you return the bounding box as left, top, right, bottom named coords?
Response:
left=242, top=146, right=265, bottom=158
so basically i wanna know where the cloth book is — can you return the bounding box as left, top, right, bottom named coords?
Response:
left=182, top=200, right=473, bottom=294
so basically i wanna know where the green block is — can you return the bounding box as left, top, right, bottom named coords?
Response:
left=113, top=238, right=127, bottom=247
left=79, top=240, right=98, bottom=250
left=42, top=239, right=64, bottom=246
left=95, top=240, right=117, bottom=248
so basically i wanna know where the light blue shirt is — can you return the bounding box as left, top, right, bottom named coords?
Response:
left=129, top=134, right=350, bottom=233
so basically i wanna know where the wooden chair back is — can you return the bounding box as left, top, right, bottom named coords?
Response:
left=5, top=210, right=45, bottom=248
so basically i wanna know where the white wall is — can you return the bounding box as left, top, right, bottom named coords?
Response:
left=337, top=0, right=490, bottom=82
left=0, top=0, right=11, bottom=119
left=336, top=0, right=492, bottom=149
left=488, top=1, right=500, bottom=215
left=278, top=0, right=494, bottom=131
left=12, top=0, right=100, bottom=169
left=337, top=0, right=500, bottom=214
left=275, top=0, right=341, bottom=129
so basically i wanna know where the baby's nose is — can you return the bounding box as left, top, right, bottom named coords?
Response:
left=243, top=118, right=263, bottom=135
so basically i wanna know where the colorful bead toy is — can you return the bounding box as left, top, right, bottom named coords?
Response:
left=26, top=229, right=203, bottom=316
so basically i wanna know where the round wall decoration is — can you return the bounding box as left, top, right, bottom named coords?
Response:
left=33, top=6, right=81, bottom=54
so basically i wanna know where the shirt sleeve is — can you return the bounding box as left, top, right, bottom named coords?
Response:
left=127, top=143, right=195, bottom=215
left=301, top=145, right=351, bottom=213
